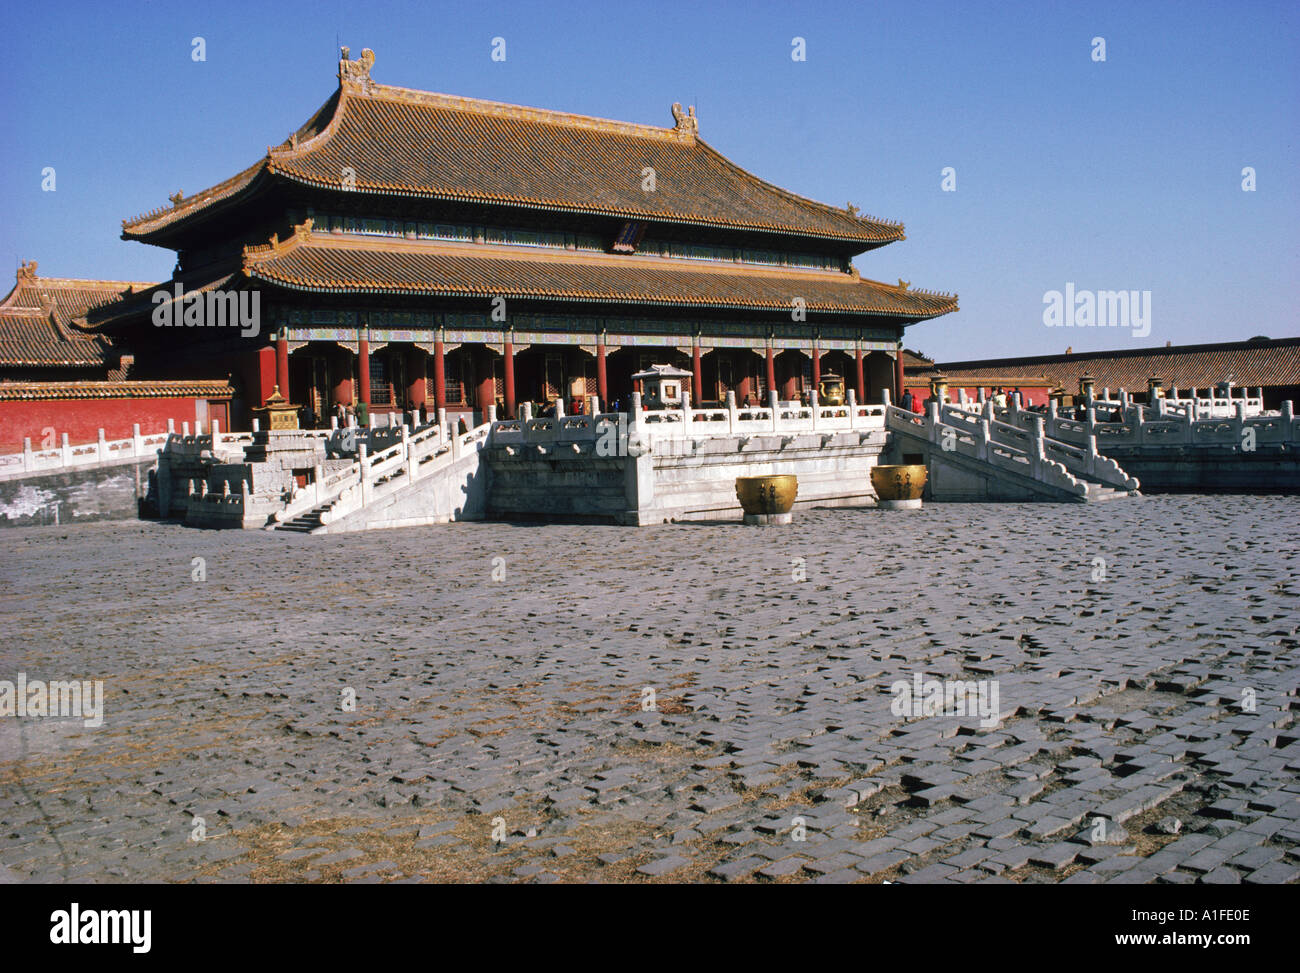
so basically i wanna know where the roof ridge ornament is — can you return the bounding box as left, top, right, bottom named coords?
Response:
left=339, top=46, right=376, bottom=94
left=17, top=260, right=37, bottom=282
left=169, top=191, right=184, bottom=208
left=670, top=103, right=698, bottom=140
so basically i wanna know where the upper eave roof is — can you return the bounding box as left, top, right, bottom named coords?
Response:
left=122, top=48, right=905, bottom=248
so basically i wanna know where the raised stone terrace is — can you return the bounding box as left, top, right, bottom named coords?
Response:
left=1, top=496, right=1296, bottom=883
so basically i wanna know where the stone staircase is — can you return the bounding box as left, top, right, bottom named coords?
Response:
left=267, top=418, right=491, bottom=533
left=885, top=395, right=1140, bottom=502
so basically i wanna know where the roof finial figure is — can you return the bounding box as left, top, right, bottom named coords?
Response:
left=670, top=103, right=698, bottom=139
left=339, top=46, right=376, bottom=89
left=169, top=191, right=184, bottom=207
left=17, top=260, right=37, bottom=281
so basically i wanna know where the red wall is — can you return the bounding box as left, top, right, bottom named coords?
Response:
left=0, top=398, right=214, bottom=453
left=904, top=384, right=1052, bottom=409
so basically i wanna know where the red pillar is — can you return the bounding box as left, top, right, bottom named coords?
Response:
left=692, top=343, right=703, bottom=404
left=503, top=338, right=516, bottom=418
left=358, top=334, right=371, bottom=407
left=736, top=353, right=753, bottom=404
left=781, top=352, right=799, bottom=401
left=855, top=347, right=865, bottom=402
left=765, top=346, right=776, bottom=398
left=406, top=348, right=427, bottom=414
left=433, top=336, right=447, bottom=411
left=476, top=350, right=495, bottom=418
left=252, top=345, right=276, bottom=408
left=596, top=340, right=608, bottom=408
left=275, top=329, right=290, bottom=398
left=895, top=349, right=905, bottom=405
left=812, top=343, right=821, bottom=390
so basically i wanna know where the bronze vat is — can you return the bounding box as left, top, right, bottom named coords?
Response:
left=735, top=475, right=798, bottom=514
left=871, top=464, right=927, bottom=501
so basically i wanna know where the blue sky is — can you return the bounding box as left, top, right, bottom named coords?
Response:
left=3, top=0, right=1296, bottom=361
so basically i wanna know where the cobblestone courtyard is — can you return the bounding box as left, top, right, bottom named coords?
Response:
left=1, top=496, right=1297, bottom=884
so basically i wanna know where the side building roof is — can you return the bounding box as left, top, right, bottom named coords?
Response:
left=0, top=262, right=151, bottom=369
left=122, top=48, right=905, bottom=250
left=915, top=338, right=1300, bottom=392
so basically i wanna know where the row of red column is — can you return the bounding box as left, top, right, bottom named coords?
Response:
left=269, top=334, right=903, bottom=415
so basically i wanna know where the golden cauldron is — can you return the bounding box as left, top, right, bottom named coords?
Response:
left=871, top=464, right=927, bottom=501
left=818, top=374, right=846, bottom=407
left=735, top=475, right=798, bottom=515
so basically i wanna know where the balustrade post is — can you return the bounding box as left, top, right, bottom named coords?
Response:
left=61, top=433, right=72, bottom=466
left=768, top=390, right=779, bottom=432
left=881, top=387, right=891, bottom=408
left=359, top=443, right=372, bottom=504
left=22, top=438, right=33, bottom=471
left=809, top=390, right=819, bottom=430
left=132, top=423, right=143, bottom=456
left=313, top=463, right=323, bottom=503
left=725, top=390, right=737, bottom=434
left=488, top=404, right=498, bottom=424
left=979, top=419, right=990, bottom=461
left=847, top=388, right=857, bottom=429
left=401, top=424, right=416, bottom=480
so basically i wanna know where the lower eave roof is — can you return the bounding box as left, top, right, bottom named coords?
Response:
left=238, top=232, right=958, bottom=319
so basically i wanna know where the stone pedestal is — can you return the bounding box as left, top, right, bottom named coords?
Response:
left=876, top=498, right=923, bottom=510
left=743, top=511, right=793, bottom=525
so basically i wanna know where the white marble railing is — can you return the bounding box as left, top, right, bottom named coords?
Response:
left=489, top=389, right=886, bottom=448
left=1002, top=397, right=1299, bottom=451
left=0, top=422, right=180, bottom=477
left=1083, top=386, right=1266, bottom=419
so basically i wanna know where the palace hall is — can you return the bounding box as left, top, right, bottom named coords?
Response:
left=72, top=47, right=957, bottom=431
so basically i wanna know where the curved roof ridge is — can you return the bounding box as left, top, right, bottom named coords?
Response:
left=694, top=138, right=903, bottom=238
left=365, top=82, right=691, bottom=143
left=122, top=157, right=268, bottom=233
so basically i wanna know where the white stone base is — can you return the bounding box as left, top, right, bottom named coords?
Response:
left=876, top=498, right=922, bottom=510
left=743, top=512, right=793, bottom=525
